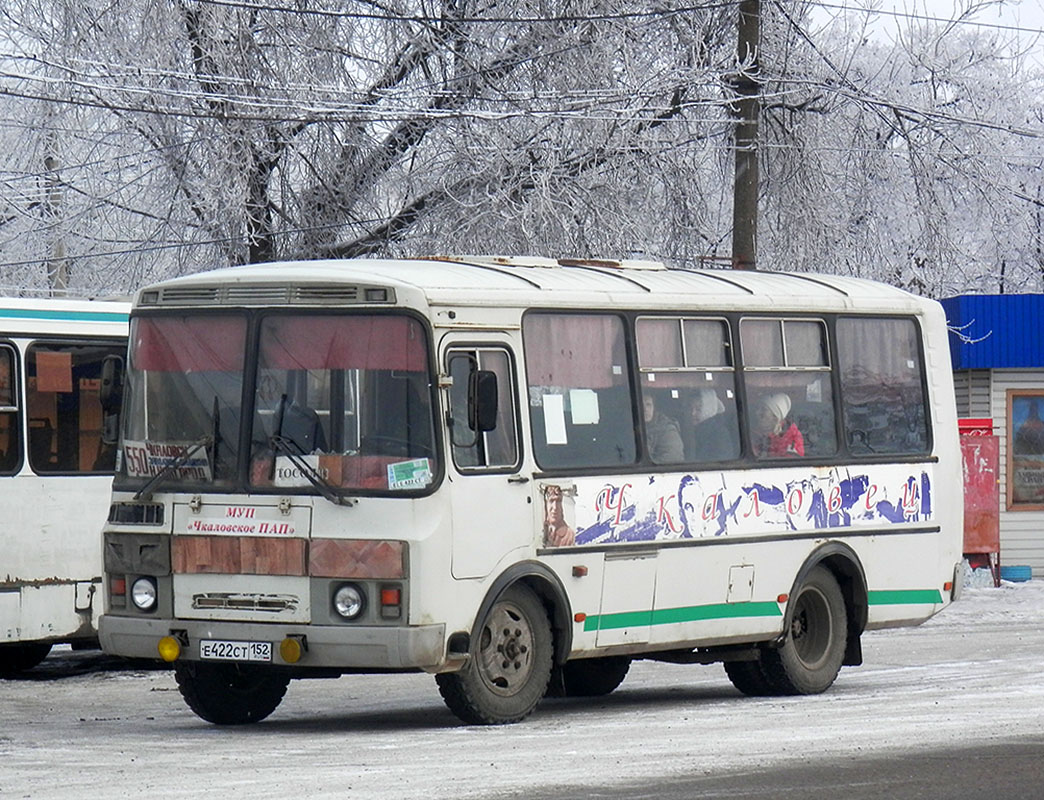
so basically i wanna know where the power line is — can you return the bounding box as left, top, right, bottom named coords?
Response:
left=810, top=0, right=1044, bottom=36
left=189, top=0, right=1044, bottom=35
left=190, top=0, right=740, bottom=25
left=3, top=61, right=1043, bottom=140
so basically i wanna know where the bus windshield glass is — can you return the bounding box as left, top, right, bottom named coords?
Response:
left=117, top=311, right=437, bottom=495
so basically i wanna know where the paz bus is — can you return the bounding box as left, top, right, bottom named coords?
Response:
left=0, top=297, right=129, bottom=674
left=97, top=257, right=962, bottom=724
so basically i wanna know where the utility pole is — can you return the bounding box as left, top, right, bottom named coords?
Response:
left=43, top=135, right=69, bottom=296
left=731, top=0, right=760, bottom=271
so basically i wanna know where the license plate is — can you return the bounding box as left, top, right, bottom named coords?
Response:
left=199, top=639, right=272, bottom=662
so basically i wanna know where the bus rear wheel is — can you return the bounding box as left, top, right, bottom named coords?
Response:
left=0, top=642, right=52, bottom=676
left=723, top=658, right=776, bottom=696
left=174, top=662, right=290, bottom=725
left=761, top=566, right=847, bottom=695
left=436, top=583, right=552, bottom=724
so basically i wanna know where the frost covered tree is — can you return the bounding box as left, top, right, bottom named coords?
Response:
left=755, top=0, right=1044, bottom=295
left=0, top=0, right=1040, bottom=296
left=0, top=0, right=751, bottom=292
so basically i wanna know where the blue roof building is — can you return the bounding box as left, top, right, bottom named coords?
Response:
left=942, top=294, right=1044, bottom=577
left=941, top=294, right=1044, bottom=370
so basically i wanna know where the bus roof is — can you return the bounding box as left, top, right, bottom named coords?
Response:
left=134, top=257, right=934, bottom=315
left=0, top=296, right=130, bottom=335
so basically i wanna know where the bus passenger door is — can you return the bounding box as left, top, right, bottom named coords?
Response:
left=595, top=549, right=657, bottom=647
left=443, top=343, right=532, bottom=579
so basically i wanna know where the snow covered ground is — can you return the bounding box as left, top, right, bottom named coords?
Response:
left=2, top=578, right=1043, bottom=799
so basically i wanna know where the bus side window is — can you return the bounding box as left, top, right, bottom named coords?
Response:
left=837, top=317, right=929, bottom=455
left=0, top=345, right=20, bottom=473
left=740, top=318, right=838, bottom=459
left=27, top=341, right=126, bottom=474
left=636, top=316, right=741, bottom=465
left=447, top=348, right=518, bottom=470
left=523, top=313, right=636, bottom=470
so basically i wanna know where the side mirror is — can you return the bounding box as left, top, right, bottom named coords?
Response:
left=468, top=370, right=498, bottom=433
left=99, top=355, right=124, bottom=413
left=99, top=355, right=124, bottom=445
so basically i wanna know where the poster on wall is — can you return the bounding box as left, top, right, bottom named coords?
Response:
left=1008, top=390, right=1044, bottom=507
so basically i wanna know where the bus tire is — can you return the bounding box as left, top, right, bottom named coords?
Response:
left=173, top=662, right=289, bottom=725
left=436, top=583, right=552, bottom=724
left=762, top=566, right=847, bottom=695
left=723, top=658, right=776, bottom=696
left=560, top=656, right=631, bottom=697
left=0, top=642, right=52, bottom=676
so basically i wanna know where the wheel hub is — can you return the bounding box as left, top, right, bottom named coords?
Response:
left=478, top=602, right=534, bottom=696
left=792, top=587, right=831, bottom=668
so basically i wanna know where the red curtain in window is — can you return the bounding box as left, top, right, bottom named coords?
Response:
left=0, top=349, right=12, bottom=406
left=523, top=314, right=625, bottom=389
left=132, top=316, right=246, bottom=372
left=838, top=318, right=918, bottom=382
left=636, top=318, right=682, bottom=368
left=260, top=315, right=428, bottom=372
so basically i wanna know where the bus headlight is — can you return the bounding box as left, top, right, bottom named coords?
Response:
left=130, top=577, right=158, bottom=611
left=333, top=583, right=365, bottom=620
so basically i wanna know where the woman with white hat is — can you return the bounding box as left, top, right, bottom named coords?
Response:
left=753, top=392, right=804, bottom=457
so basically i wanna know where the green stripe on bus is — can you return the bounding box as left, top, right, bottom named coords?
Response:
left=867, top=589, right=944, bottom=605
left=582, top=589, right=943, bottom=633
left=584, top=601, right=783, bottom=632
left=0, top=307, right=129, bottom=323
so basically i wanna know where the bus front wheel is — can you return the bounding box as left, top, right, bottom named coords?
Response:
left=436, top=583, right=553, bottom=724
left=174, top=662, right=290, bottom=725
left=558, top=656, right=631, bottom=697
left=762, top=566, right=847, bottom=695
left=0, top=642, right=52, bottom=676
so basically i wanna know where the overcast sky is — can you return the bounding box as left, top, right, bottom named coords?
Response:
left=811, top=0, right=1044, bottom=48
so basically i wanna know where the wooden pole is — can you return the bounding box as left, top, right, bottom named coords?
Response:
left=731, top=0, right=760, bottom=271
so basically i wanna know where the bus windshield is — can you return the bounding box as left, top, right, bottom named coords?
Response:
left=117, top=311, right=437, bottom=495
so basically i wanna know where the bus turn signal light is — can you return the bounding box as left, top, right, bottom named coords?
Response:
left=380, top=586, right=402, bottom=619
left=157, top=636, right=181, bottom=662
left=280, top=637, right=304, bottom=664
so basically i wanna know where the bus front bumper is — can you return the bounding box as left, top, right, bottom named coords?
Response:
left=98, top=614, right=447, bottom=671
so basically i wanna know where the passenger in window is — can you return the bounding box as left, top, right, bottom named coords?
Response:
left=753, top=393, right=804, bottom=458
left=684, top=388, right=739, bottom=462
left=643, top=393, right=684, bottom=464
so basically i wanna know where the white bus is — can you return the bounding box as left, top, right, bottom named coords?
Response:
left=98, top=257, right=962, bottom=724
left=0, top=298, right=129, bottom=674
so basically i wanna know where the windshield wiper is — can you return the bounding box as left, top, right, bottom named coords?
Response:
left=134, top=435, right=213, bottom=501
left=269, top=435, right=356, bottom=507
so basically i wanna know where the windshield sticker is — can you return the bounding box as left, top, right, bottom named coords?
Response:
left=272, top=455, right=330, bottom=487
left=123, top=440, right=212, bottom=481
left=387, top=458, right=432, bottom=490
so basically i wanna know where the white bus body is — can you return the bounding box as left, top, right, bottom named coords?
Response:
left=0, top=298, right=129, bottom=674
left=98, top=258, right=962, bottom=724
